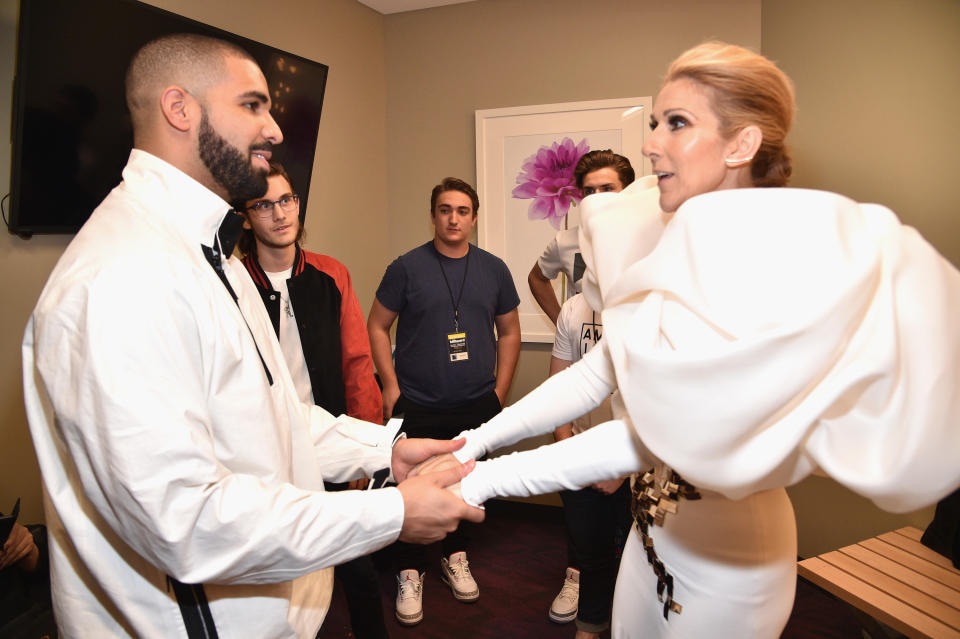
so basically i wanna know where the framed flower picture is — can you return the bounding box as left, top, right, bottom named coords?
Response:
left=476, top=97, right=652, bottom=342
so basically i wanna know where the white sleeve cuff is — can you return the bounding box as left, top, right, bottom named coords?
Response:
left=458, top=419, right=643, bottom=507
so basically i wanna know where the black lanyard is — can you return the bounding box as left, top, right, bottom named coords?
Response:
left=436, top=245, right=471, bottom=332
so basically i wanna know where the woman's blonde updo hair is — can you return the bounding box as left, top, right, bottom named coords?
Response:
left=665, top=41, right=796, bottom=187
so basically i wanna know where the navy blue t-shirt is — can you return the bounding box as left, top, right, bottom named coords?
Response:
left=375, top=241, right=520, bottom=408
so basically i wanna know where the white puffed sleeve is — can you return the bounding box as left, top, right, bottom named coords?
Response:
left=579, top=185, right=960, bottom=513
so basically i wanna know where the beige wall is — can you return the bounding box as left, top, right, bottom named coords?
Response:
left=382, top=0, right=761, bottom=260
left=0, top=0, right=953, bottom=556
left=762, top=0, right=960, bottom=268
left=762, top=0, right=957, bottom=556
left=0, top=0, right=69, bottom=524
left=0, top=0, right=390, bottom=523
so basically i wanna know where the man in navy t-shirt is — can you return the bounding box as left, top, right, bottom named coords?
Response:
left=368, top=177, right=520, bottom=626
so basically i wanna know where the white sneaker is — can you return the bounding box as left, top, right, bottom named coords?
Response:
left=548, top=566, right=579, bottom=623
left=440, top=551, right=479, bottom=602
left=395, top=569, right=424, bottom=626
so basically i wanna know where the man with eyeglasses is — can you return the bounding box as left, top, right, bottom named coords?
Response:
left=236, top=161, right=389, bottom=638
left=238, top=162, right=381, bottom=434
left=527, top=150, right=635, bottom=324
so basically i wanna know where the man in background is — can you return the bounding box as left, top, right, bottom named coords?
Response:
left=237, top=161, right=389, bottom=639
left=368, top=177, right=521, bottom=625
left=527, top=150, right=635, bottom=323
left=527, top=150, right=634, bottom=628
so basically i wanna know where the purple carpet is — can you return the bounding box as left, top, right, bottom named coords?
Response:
left=318, top=499, right=864, bottom=638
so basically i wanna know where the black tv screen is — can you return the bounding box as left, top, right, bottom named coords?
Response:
left=8, top=0, right=328, bottom=236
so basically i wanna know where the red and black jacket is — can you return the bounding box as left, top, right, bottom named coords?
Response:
left=241, top=245, right=381, bottom=423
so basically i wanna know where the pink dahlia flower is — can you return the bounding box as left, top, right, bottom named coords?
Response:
left=512, top=137, right=590, bottom=229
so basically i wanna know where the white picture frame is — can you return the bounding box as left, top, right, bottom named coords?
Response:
left=475, top=97, right=652, bottom=343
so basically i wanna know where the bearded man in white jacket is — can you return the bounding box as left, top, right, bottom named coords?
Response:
left=22, top=33, right=483, bottom=638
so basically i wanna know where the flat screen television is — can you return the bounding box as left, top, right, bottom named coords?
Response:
left=7, top=0, right=328, bottom=236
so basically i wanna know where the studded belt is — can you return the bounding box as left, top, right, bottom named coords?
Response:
left=631, top=466, right=701, bottom=620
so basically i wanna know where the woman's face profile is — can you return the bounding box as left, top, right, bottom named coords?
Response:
left=642, top=78, right=742, bottom=213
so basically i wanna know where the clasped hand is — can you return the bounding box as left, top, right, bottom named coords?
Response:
left=392, top=438, right=483, bottom=543
left=409, top=448, right=469, bottom=500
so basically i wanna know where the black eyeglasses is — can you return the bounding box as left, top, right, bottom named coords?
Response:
left=245, top=194, right=300, bottom=218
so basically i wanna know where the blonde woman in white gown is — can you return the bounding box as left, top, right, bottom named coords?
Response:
left=435, top=42, right=960, bottom=638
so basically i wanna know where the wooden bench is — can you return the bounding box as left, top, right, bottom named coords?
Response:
left=798, top=526, right=960, bottom=639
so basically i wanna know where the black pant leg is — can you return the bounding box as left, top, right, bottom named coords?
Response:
left=393, top=392, right=502, bottom=567
left=320, top=480, right=390, bottom=637
left=335, top=556, right=390, bottom=639
left=392, top=397, right=447, bottom=572
left=438, top=391, right=502, bottom=558
left=559, top=480, right=631, bottom=628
